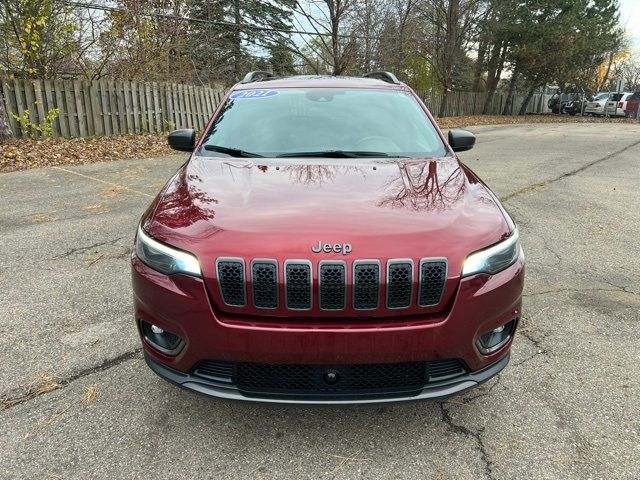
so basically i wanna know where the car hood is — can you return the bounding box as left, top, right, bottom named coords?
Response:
left=144, top=155, right=511, bottom=279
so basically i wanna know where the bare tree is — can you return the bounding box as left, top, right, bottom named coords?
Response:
left=291, top=0, right=357, bottom=75
left=417, top=0, right=483, bottom=116
left=613, top=54, right=640, bottom=91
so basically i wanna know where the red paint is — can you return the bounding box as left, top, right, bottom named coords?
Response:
left=625, top=98, right=639, bottom=118
left=132, top=76, right=525, bottom=387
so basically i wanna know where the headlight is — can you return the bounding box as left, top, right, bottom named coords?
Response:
left=135, top=225, right=201, bottom=277
left=461, top=228, right=520, bottom=277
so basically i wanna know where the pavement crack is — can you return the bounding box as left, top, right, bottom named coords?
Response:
left=513, top=330, right=548, bottom=367
left=54, top=237, right=124, bottom=259
left=500, top=138, right=640, bottom=202
left=1, top=349, right=142, bottom=412
left=439, top=402, right=495, bottom=480
left=523, top=287, right=631, bottom=298
left=460, top=376, right=502, bottom=404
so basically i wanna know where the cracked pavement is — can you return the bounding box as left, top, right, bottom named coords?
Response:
left=1, top=123, right=639, bottom=479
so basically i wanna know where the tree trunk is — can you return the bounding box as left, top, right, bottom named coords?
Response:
left=439, top=90, right=449, bottom=117
left=518, top=85, right=538, bottom=116
left=501, top=69, right=519, bottom=115
left=472, top=39, right=488, bottom=92
left=0, top=93, right=14, bottom=140
left=232, top=0, right=242, bottom=79
left=482, top=42, right=507, bottom=113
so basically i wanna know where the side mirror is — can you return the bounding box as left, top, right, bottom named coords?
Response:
left=168, top=129, right=196, bottom=152
left=448, top=129, right=476, bottom=152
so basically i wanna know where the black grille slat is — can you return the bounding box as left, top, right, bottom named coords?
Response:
left=353, top=263, right=380, bottom=310
left=387, top=262, right=413, bottom=309
left=217, top=260, right=246, bottom=306
left=252, top=261, right=278, bottom=309
left=319, top=263, right=346, bottom=310
left=419, top=260, right=447, bottom=307
left=285, top=262, right=312, bottom=310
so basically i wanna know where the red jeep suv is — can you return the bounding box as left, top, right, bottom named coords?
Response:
left=132, top=71, right=524, bottom=404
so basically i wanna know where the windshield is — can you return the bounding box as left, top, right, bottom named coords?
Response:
left=594, top=93, right=609, bottom=101
left=199, top=88, right=447, bottom=158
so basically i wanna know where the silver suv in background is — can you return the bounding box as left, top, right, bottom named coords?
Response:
left=605, top=92, right=633, bottom=117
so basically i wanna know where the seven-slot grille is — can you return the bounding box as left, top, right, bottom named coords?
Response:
left=216, top=257, right=448, bottom=311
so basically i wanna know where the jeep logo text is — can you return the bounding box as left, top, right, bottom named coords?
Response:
left=311, top=241, right=352, bottom=255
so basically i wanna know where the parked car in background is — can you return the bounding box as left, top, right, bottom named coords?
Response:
left=584, top=92, right=610, bottom=116
left=624, top=92, right=640, bottom=118
left=605, top=92, right=633, bottom=117
left=563, top=97, right=585, bottom=115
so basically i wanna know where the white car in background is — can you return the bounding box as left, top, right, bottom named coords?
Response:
left=605, top=92, right=633, bottom=117
left=584, top=92, right=610, bottom=116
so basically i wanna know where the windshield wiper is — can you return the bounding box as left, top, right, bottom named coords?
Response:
left=276, top=150, right=402, bottom=158
left=203, top=145, right=264, bottom=158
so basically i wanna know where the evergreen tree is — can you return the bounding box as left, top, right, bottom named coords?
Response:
left=187, top=0, right=295, bottom=84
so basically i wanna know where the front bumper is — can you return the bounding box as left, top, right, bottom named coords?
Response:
left=132, top=252, right=524, bottom=403
left=145, top=351, right=510, bottom=404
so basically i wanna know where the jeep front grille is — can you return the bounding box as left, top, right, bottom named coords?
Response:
left=215, top=257, right=447, bottom=313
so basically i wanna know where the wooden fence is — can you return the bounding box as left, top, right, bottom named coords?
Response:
left=0, top=77, right=551, bottom=139
left=416, top=90, right=549, bottom=117
left=1, top=77, right=224, bottom=138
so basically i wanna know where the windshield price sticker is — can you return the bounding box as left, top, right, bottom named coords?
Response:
left=230, top=90, right=279, bottom=99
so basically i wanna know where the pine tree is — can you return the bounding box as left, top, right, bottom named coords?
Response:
left=187, top=0, right=295, bottom=84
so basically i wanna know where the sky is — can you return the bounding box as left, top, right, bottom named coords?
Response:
left=619, top=0, right=640, bottom=52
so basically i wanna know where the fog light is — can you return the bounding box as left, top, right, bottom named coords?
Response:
left=140, top=320, right=184, bottom=355
left=150, top=324, right=164, bottom=334
left=476, top=319, right=516, bottom=354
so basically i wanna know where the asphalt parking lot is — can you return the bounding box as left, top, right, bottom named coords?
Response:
left=1, top=122, right=639, bottom=479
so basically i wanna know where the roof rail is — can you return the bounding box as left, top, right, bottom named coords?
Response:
left=363, top=71, right=400, bottom=84
left=241, top=71, right=275, bottom=84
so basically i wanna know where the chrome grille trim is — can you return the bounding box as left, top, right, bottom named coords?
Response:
left=318, top=260, right=347, bottom=311
left=352, top=259, right=381, bottom=310
left=284, top=259, right=313, bottom=311
left=250, top=258, right=279, bottom=309
left=216, top=257, right=247, bottom=307
left=386, top=259, right=414, bottom=310
left=418, top=258, right=448, bottom=307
